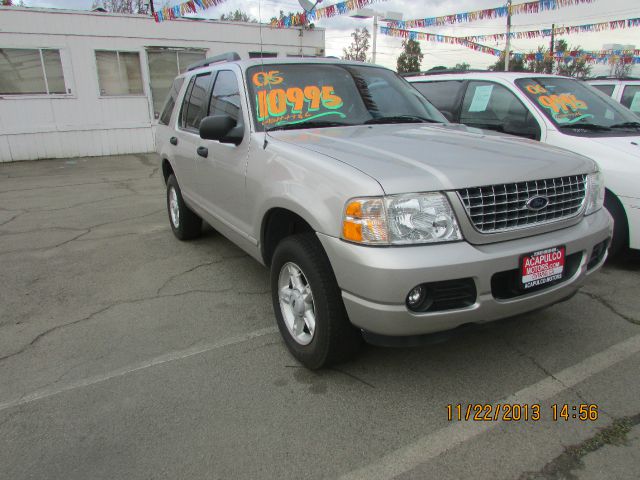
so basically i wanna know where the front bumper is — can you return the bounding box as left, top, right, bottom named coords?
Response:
left=317, top=209, right=612, bottom=336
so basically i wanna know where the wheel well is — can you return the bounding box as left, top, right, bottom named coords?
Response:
left=261, top=208, right=314, bottom=267
left=162, top=159, right=174, bottom=185
left=604, top=188, right=629, bottom=240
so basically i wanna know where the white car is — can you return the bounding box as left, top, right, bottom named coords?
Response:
left=407, top=72, right=640, bottom=255
left=587, top=78, right=640, bottom=116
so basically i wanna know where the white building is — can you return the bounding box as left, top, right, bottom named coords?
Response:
left=602, top=43, right=636, bottom=52
left=0, top=7, right=325, bottom=162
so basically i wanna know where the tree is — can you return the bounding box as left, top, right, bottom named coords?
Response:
left=91, top=0, right=149, bottom=14
left=2, top=0, right=25, bottom=5
left=525, top=46, right=554, bottom=74
left=553, top=42, right=591, bottom=79
left=270, top=9, right=313, bottom=28
left=609, top=55, right=634, bottom=79
left=517, top=40, right=590, bottom=78
left=556, top=55, right=592, bottom=79
left=427, top=65, right=447, bottom=71
left=454, top=62, right=470, bottom=71
left=220, top=9, right=256, bottom=23
left=342, top=27, right=370, bottom=62
left=489, top=52, right=526, bottom=72
left=396, top=38, right=424, bottom=74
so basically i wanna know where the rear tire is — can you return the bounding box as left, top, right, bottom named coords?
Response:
left=270, top=233, right=361, bottom=369
left=167, top=174, right=202, bottom=240
left=604, top=192, right=628, bottom=257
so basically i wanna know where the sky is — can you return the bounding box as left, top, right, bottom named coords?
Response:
left=17, top=0, right=640, bottom=74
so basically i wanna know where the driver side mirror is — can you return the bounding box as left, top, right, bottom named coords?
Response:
left=199, top=115, right=244, bottom=145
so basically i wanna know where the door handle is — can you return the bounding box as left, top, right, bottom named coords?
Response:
left=169, top=136, right=178, bottom=146
left=197, top=146, right=208, bottom=158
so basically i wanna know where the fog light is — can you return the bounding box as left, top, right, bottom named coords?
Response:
left=407, top=286, right=426, bottom=308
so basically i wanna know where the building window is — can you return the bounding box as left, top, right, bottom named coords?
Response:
left=147, top=48, right=206, bottom=118
left=95, top=50, right=144, bottom=96
left=248, top=51, right=278, bottom=59
left=0, top=48, right=66, bottom=95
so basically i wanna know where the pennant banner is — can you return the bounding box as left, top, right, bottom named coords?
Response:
left=379, top=26, right=503, bottom=57
left=389, top=0, right=596, bottom=29
left=465, top=17, right=640, bottom=42
left=271, top=0, right=389, bottom=28
left=513, top=50, right=640, bottom=64
left=153, top=0, right=227, bottom=23
left=380, top=26, right=640, bottom=64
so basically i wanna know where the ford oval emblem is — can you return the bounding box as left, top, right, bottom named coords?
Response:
left=526, top=196, right=549, bottom=211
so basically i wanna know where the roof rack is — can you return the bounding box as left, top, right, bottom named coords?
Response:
left=401, top=69, right=489, bottom=77
left=588, top=75, right=640, bottom=81
left=186, top=52, right=241, bottom=71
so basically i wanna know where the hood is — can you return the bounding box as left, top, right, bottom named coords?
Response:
left=583, top=134, right=640, bottom=158
left=271, top=124, right=596, bottom=194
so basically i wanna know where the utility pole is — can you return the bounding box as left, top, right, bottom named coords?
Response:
left=504, top=0, right=512, bottom=71
left=549, top=23, right=555, bottom=74
left=372, top=14, right=378, bottom=64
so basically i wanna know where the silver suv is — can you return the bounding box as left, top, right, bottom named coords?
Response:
left=155, top=54, right=612, bottom=369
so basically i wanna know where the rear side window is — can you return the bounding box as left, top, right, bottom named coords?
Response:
left=209, top=70, right=242, bottom=122
left=621, top=85, right=640, bottom=113
left=460, top=81, right=540, bottom=140
left=591, top=84, right=615, bottom=97
left=158, top=77, right=184, bottom=125
left=179, top=72, right=212, bottom=131
left=412, top=80, right=464, bottom=119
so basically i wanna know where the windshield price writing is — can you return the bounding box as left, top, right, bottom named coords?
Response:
left=252, top=70, right=345, bottom=126
left=525, top=84, right=592, bottom=124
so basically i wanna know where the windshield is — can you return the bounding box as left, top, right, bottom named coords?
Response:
left=246, top=63, right=447, bottom=131
left=515, top=77, right=639, bottom=133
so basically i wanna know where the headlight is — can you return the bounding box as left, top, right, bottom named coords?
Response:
left=342, top=193, right=463, bottom=245
left=584, top=171, right=605, bottom=216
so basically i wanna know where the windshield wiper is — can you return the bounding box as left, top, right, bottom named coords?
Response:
left=558, top=123, right=611, bottom=131
left=266, top=121, right=350, bottom=132
left=608, top=121, right=640, bottom=130
left=364, top=115, right=441, bottom=125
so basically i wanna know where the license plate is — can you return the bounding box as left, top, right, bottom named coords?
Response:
left=520, top=246, right=565, bottom=290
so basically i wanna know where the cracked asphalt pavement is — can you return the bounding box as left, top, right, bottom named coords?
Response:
left=1, top=154, right=639, bottom=480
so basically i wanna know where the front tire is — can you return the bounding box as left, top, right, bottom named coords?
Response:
left=270, top=234, right=361, bottom=369
left=166, top=174, right=202, bottom=240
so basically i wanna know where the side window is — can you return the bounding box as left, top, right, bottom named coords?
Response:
left=208, top=70, right=242, bottom=123
left=159, top=77, right=185, bottom=125
left=620, top=85, right=640, bottom=114
left=591, top=84, right=615, bottom=97
left=179, top=73, right=212, bottom=131
left=461, top=81, right=540, bottom=140
left=412, top=81, right=464, bottom=120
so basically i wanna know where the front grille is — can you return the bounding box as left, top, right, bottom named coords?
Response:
left=458, top=175, right=587, bottom=233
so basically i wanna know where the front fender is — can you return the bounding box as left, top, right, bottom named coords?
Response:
left=246, top=133, right=384, bottom=242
